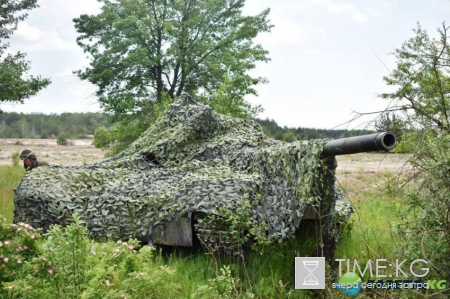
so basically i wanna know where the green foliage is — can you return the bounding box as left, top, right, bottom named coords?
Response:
left=0, top=217, right=42, bottom=288
left=193, top=265, right=244, bottom=298
left=256, top=118, right=374, bottom=141
left=56, top=132, right=68, bottom=145
left=2, top=215, right=182, bottom=298
left=0, top=166, right=25, bottom=223
left=74, top=0, right=272, bottom=152
left=374, top=112, right=408, bottom=142
left=391, top=130, right=417, bottom=153
left=381, top=23, right=450, bottom=282
left=0, top=0, right=50, bottom=107
left=281, top=129, right=297, bottom=142
left=92, top=126, right=112, bottom=150
left=11, top=152, right=20, bottom=167
left=199, top=194, right=273, bottom=257
left=202, top=74, right=264, bottom=119
left=0, top=112, right=111, bottom=139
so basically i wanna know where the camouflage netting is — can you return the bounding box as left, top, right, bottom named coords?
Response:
left=14, top=94, right=352, bottom=246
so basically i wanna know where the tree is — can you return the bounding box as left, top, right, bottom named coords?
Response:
left=380, top=23, right=450, bottom=281
left=74, top=0, right=272, bottom=154
left=374, top=112, right=407, bottom=141
left=57, top=132, right=68, bottom=145
left=0, top=0, right=51, bottom=106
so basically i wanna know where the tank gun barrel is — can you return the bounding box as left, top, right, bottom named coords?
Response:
left=322, top=132, right=397, bottom=157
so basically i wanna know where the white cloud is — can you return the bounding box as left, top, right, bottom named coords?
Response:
left=56, top=69, right=76, bottom=77
left=381, top=2, right=392, bottom=9
left=256, top=16, right=324, bottom=45
left=16, top=22, right=41, bottom=41
left=352, top=12, right=368, bottom=23
left=313, top=0, right=368, bottom=23
left=13, top=29, right=77, bottom=52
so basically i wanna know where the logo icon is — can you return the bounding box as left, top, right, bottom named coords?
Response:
left=335, top=272, right=362, bottom=296
left=295, top=257, right=325, bottom=289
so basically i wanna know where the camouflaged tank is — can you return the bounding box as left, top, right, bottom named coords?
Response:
left=13, top=94, right=396, bottom=259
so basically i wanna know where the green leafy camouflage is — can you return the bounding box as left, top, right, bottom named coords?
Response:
left=14, top=94, right=351, bottom=244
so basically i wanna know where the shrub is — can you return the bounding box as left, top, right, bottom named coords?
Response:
left=92, top=126, right=112, bottom=150
left=2, top=214, right=182, bottom=298
left=0, top=216, right=42, bottom=287
left=56, top=132, right=68, bottom=146
left=11, top=152, right=20, bottom=167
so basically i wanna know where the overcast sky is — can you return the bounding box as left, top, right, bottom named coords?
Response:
left=2, top=0, right=449, bottom=129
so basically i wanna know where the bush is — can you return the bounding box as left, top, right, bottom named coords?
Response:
left=56, top=132, right=68, bottom=146
left=1, top=215, right=182, bottom=298
left=92, top=126, right=112, bottom=150
left=11, top=152, right=20, bottom=167
left=0, top=216, right=42, bottom=286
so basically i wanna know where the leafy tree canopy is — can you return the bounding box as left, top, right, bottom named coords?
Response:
left=0, top=0, right=51, bottom=105
left=74, top=0, right=272, bottom=120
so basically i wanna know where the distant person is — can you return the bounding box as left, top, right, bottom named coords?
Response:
left=20, top=149, right=51, bottom=171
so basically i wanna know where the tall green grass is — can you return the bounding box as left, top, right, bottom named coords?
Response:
left=0, top=165, right=24, bottom=223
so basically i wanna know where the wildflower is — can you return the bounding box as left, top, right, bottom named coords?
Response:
left=6, top=285, right=13, bottom=290
left=31, top=235, right=36, bottom=239
left=4, top=240, right=10, bottom=245
left=105, top=279, right=111, bottom=286
left=4, top=257, right=9, bottom=263
left=17, top=259, right=22, bottom=264
left=15, top=247, right=20, bottom=252
left=48, top=269, right=53, bottom=274
left=128, top=245, right=134, bottom=250
left=23, top=245, right=28, bottom=250
left=113, top=247, right=120, bottom=257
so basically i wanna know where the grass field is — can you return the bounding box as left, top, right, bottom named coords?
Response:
left=0, top=150, right=413, bottom=298
left=0, top=165, right=24, bottom=223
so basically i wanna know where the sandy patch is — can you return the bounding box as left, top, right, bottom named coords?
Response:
left=0, top=138, right=106, bottom=166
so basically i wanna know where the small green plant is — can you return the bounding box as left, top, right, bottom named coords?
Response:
left=56, top=132, right=68, bottom=145
left=2, top=214, right=183, bottom=297
left=193, top=265, right=243, bottom=298
left=0, top=216, right=42, bottom=287
left=11, top=152, right=20, bottom=167
left=198, top=194, right=273, bottom=257
left=14, top=140, right=23, bottom=146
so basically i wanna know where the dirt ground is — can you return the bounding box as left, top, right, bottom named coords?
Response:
left=0, top=138, right=411, bottom=173
left=335, top=152, right=411, bottom=174
left=0, top=138, right=106, bottom=166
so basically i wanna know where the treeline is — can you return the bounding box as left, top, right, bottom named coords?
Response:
left=0, top=112, right=372, bottom=140
left=256, top=118, right=373, bottom=141
left=0, top=112, right=111, bottom=139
